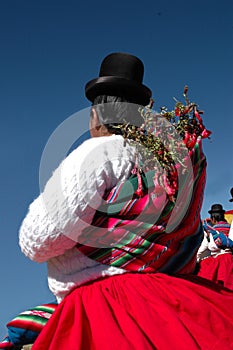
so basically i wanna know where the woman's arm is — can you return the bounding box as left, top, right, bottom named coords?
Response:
left=19, top=136, right=135, bottom=262
left=19, top=139, right=109, bottom=262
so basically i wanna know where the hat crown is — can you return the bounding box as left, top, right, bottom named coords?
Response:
left=208, top=204, right=225, bottom=214
left=85, top=52, right=151, bottom=106
left=99, top=53, right=144, bottom=83
left=229, top=187, right=233, bottom=202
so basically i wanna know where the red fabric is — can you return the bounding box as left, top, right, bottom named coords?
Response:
left=197, top=253, right=233, bottom=290
left=32, top=273, right=233, bottom=350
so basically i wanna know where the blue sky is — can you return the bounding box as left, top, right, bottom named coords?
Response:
left=0, top=0, right=232, bottom=340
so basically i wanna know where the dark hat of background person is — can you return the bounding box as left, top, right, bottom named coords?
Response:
left=85, top=52, right=152, bottom=106
left=229, top=187, right=233, bottom=202
left=208, top=204, right=225, bottom=214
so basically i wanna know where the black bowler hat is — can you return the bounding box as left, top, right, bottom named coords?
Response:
left=208, top=204, right=225, bottom=214
left=85, top=52, right=152, bottom=106
left=229, top=188, right=233, bottom=202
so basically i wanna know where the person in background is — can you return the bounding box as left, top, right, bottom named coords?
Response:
left=228, top=187, right=233, bottom=238
left=19, top=53, right=233, bottom=350
left=229, top=187, right=233, bottom=204
left=197, top=203, right=233, bottom=289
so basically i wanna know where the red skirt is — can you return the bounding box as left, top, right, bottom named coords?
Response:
left=32, top=273, right=233, bottom=350
left=197, top=253, right=233, bottom=290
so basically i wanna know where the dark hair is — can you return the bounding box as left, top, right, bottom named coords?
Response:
left=92, top=95, right=144, bottom=134
left=211, top=212, right=226, bottom=222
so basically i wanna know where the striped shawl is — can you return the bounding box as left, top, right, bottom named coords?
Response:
left=77, top=138, right=206, bottom=275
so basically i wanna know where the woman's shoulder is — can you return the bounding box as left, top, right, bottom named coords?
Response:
left=69, top=135, right=135, bottom=165
left=72, top=135, right=124, bottom=153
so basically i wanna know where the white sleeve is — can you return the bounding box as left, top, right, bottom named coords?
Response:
left=19, top=136, right=135, bottom=263
left=196, top=231, right=209, bottom=262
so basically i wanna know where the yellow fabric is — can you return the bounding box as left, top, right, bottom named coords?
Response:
left=225, top=210, right=233, bottom=224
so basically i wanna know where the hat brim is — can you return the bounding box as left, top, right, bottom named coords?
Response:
left=85, top=76, right=152, bottom=106
left=208, top=210, right=225, bottom=214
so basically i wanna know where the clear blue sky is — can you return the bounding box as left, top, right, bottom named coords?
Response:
left=1, top=0, right=232, bottom=340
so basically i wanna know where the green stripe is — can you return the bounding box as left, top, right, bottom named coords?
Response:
left=14, top=315, right=48, bottom=325
left=30, top=305, right=56, bottom=313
